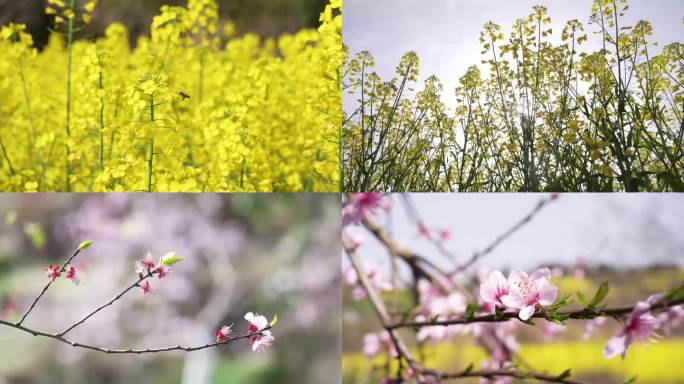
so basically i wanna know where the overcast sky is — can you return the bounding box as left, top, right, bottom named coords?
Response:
left=348, top=194, right=684, bottom=278
left=344, top=0, right=684, bottom=110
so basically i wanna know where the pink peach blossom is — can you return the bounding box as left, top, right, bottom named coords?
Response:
left=417, top=221, right=431, bottom=238
left=65, top=266, right=83, bottom=285
left=342, top=226, right=364, bottom=250
left=603, top=301, right=660, bottom=360
left=438, top=228, right=452, bottom=241
left=582, top=317, right=607, bottom=340
left=659, top=305, right=684, bottom=335
left=343, top=263, right=392, bottom=301
left=362, top=333, right=382, bottom=358
left=479, top=271, right=510, bottom=308
left=573, top=256, right=588, bottom=279
left=245, top=312, right=274, bottom=352
left=542, top=321, right=565, bottom=341
left=378, top=330, right=398, bottom=358
left=500, top=268, right=558, bottom=321
left=251, top=333, right=274, bottom=352
left=135, top=252, right=156, bottom=276
left=417, top=279, right=442, bottom=308
left=426, top=292, right=466, bottom=318
left=414, top=314, right=464, bottom=342
left=140, top=280, right=152, bottom=295
left=215, top=324, right=234, bottom=342
left=156, top=266, right=170, bottom=279
left=45, top=265, right=61, bottom=281
left=342, top=193, right=390, bottom=226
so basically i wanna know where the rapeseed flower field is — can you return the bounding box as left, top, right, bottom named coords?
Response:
left=0, top=0, right=341, bottom=192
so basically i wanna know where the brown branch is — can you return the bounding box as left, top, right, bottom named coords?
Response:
left=59, top=271, right=155, bottom=337
left=16, top=244, right=85, bottom=325
left=361, top=215, right=454, bottom=293
left=400, top=194, right=458, bottom=263
left=389, top=297, right=684, bottom=329
left=346, top=240, right=595, bottom=384
left=0, top=318, right=270, bottom=354
left=3, top=244, right=272, bottom=355
left=421, top=367, right=584, bottom=384
left=345, top=246, right=427, bottom=382
left=450, top=194, right=558, bottom=275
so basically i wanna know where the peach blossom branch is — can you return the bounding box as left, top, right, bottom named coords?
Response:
left=16, top=244, right=85, bottom=325
left=388, top=298, right=684, bottom=329
left=0, top=318, right=270, bottom=354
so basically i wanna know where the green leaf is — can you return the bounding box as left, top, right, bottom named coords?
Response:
left=23, top=222, right=45, bottom=249
left=550, top=293, right=573, bottom=312
left=159, top=252, right=184, bottom=266
left=664, top=283, right=684, bottom=301
left=588, top=281, right=609, bottom=309
left=623, top=375, right=638, bottom=384
left=548, top=313, right=570, bottom=325
left=78, top=240, right=94, bottom=250
left=270, top=314, right=278, bottom=327
left=464, top=303, right=478, bottom=321
left=577, top=292, right=589, bottom=306
left=556, top=369, right=571, bottom=380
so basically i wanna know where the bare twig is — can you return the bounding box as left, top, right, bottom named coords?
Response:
left=361, top=215, right=454, bottom=293
left=59, top=271, right=155, bottom=337
left=450, top=194, right=558, bottom=275
left=400, top=194, right=458, bottom=262
left=2, top=244, right=272, bottom=355
left=17, top=244, right=84, bottom=325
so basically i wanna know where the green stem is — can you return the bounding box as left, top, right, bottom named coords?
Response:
left=337, top=67, right=343, bottom=191
left=0, top=136, right=15, bottom=176
left=64, top=0, right=76, bottom=191
left=239, top=157, right=245, bottom=188
left=147, top=94, right=155, bottom=192
left=98, top=69, right=105, bottom=171
left=18, top=59, right=36, bottom=157
left=147, top=138, right=154, bottom=192
left=198, top=48, right=205, bottom=103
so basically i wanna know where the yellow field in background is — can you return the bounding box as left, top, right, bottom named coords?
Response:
left=343, top=339, right=684, bottom=383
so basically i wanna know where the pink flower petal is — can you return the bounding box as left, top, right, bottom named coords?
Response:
left=603, top=334, right=626, bottom=359
left=519, top=305, right=536, bottom=321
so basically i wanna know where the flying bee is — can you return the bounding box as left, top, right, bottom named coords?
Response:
left=179, top=91, right=191, bottom=100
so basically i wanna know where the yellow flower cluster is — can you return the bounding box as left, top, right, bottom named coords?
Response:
left=0, top=0, right=341, bottom=191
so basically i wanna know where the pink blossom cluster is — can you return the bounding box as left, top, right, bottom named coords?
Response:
left=45, top=264, right=83, bottom=285
left=474, top=321, right=519, bottom=364
left=134, top=252, right=172, bottom=294
left=479, top=268, right=558, bottom=320
left=342, top=193, right=390, bottom=226
left=215, top=312, right=275, bottom=352
left=603, top=293, right=684, bottom=360
left=413, top=279, right=470, bottom=342
left=342, top=226, right=364, bottom=250
left=361, top=331, right=397, bottom=359
left=416, top=221, right=452, bottom=242
left=343, top=262, right=393, bottom=301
